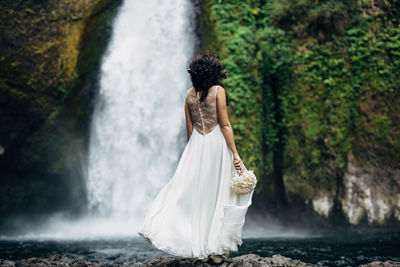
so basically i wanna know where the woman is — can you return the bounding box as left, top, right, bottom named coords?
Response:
left=139, top=54, right=254, bottom=264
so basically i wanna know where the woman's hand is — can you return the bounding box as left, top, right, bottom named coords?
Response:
left=233, top=153, right=243, bottom=173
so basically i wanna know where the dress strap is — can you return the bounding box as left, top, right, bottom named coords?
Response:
left=214, top=85, right=219, bottom=97
left=186, top=88, right=194, bottom=100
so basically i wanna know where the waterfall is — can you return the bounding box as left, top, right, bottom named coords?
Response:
left=84, top=0, right=196, bottom=235
left=0, top=0, right=198, bottom=241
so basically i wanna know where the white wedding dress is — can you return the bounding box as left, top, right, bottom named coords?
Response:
left=138, top=85, right=254, bottom=259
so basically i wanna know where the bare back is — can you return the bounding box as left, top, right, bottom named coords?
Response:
left=186, top=85, right=219, bottom=135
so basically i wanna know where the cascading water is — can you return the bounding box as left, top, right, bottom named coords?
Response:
left=13, top=0, right=198, bottom=239
left=84, top=0, right=197, bottom=235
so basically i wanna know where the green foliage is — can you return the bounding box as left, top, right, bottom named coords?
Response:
left=199, top=0, right=400, bottom=205
left=256, top=26, right=294, bottom=201
left=284, top=22, right=400, bottom=200
left=270, top=0, right=355, bottom=39
left=256, top=26, right=293, bottom=151
left=51, top=85, right=68, bottom=104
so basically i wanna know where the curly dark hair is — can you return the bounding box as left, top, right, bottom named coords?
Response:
left=187, top=54, right=229, bottom=104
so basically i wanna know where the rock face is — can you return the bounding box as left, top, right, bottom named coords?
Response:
left=340, top=152, right=400, bottom=225
left=308, top=151, right=400, bottom=225
left=0, top=0, right=121, bottom=229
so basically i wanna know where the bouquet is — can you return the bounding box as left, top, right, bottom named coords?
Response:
left=230, top=160, right=257, bottom=194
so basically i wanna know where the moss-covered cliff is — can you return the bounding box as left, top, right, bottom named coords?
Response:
left=198, top=0, right=400, bottom=225
left=0, top=0, right=121, bottom=230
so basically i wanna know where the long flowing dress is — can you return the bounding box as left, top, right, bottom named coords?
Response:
left=138, top=85, right=254, bottom=259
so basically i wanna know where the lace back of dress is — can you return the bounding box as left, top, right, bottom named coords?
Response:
left=186, top=85, right=219, bottom=135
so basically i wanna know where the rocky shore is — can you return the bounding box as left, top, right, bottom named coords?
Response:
left=0, top=253, right=399, bottom=267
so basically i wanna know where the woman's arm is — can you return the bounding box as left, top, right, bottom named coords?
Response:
left=216, top=86, right=243, bottom=172
left=184, top=100, right=193, bottom=141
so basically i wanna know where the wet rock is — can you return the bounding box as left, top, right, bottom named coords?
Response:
left=341, top=152, right=400, bottom=225
left=2, top=253, right=400, bottom=266
left=360, top=260, right=400, bottom=267
left=0, top=253, right=322, bottom=266
left=218, top=254, right=317, bottom=266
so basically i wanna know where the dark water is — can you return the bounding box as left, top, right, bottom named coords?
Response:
left=0, top=229, right=399, bottom=266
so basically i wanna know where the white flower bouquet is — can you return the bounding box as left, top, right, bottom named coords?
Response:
left=230, top=162, right=257, bottom=194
